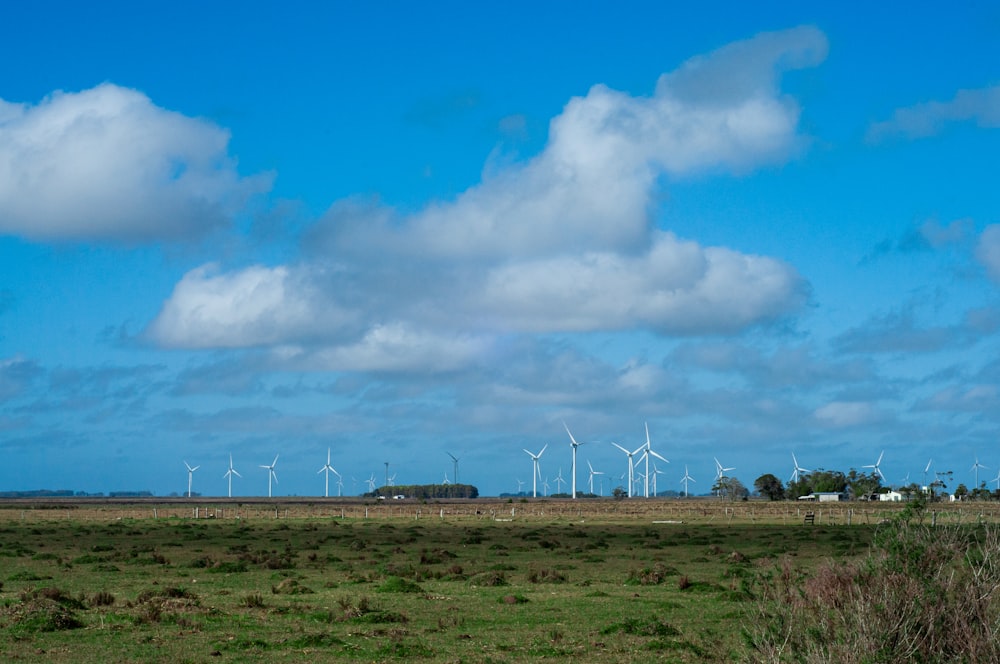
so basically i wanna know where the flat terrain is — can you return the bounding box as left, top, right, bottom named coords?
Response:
left=0, top=498, right=990, bottom=662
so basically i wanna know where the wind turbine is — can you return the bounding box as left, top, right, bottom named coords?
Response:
left=863, top=451, right=886, bottom=482
left=790, top=453, right=809, bottom=483
left=515, top=479, right=525, bottom=495
left=992, top=468, right=1000, bottom=491
left=587, top=460, right=604, bottom=496
left=652, top=462, right=667, bottom=497
left=260, top=454, right=279, bottom=498
left=641, top=422, right=668, bottom=498
left=680, top=466, right=695, bottom=498
left=442, top=472, right=450, bottom=485
left=714, top=457, right=734, bottom=497
left=542, top=477, right=550, bottom=496
left=972, top=456, right=988, bottom=489
left=184, top=461, right=200, bottom=498
left=223, top=454, right=241, bottom=498
left=611, top=441, right=642, bottom=498
left=554, top=468, right=566, bottom=494
left=447, top=452, right=460, bottom=485
left=523, top=444, right=547, bottom=498
left=923, top=459, right=932, bottom=488
left=563, top=422, right=584, bottom=499
left=366, top=474, right=377, bottom=493
left=318, top=448, right=339, bottom=498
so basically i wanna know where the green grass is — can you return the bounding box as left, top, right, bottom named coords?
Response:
left=0, top=515, right=871, bottom=662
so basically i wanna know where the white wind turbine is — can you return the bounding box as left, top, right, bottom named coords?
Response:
left=863, top=451, right=886, bottom=482
left=714, top=457, right=734, bottom=497
left=554, top=468, right=566, bottom=494
left=442, top=472, right=450, bottom=485
left=923, top=459, right=933, bottom=488
left=447, top=452, right=460, bottom=485
left=563, top=422, right=584, bottom=500
left=523, top=444, right=547, bottom=498
left=318, top=448, right=339, bottom=498
left=587, top=460, right=604, bottom=496
left=972, top=455, right=988, bottom=489
left=366, top=474, right=377, bottom=493
left=652, top=462, right=667, bottom=497
left=260, top=454, right=279, bottom=497
left=184, top=461, right=200, bottom=498
left=992, top=468, right=1000, bottom=491
left=680, top=466, right=695, bottom=498
left=611, top=441, right=642, bottom=497
left=542, top=476, right=550, bottom=496
left=790, top=452, right=809, bottom=483
left=640, top=422, right=668, bottom=498
left=223, top=454, right=241, bottom=498
left=515, top=478, right=525, bottom=495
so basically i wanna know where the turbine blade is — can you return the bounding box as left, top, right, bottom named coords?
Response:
left=611, top=442, right=629, bottom=454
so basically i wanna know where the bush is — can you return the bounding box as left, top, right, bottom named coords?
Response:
left=744, top=519, right=1000, bottom=663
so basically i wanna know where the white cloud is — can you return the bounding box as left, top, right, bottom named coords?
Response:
left=474, top=232, right=805, bottom=334
left=976, top=225, right=1000, bottom=283
left=0, top=83, right=269, bottom=242
left=149, top=27, right=822, bottom=366
left=145, top=263, right=353, bottom=349
left=868, top=84, right=1000, bottom=140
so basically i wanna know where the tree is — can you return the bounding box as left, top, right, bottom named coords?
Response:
left=612, top=486, right=627, bottom=500
left=714, top=476, right=749, bottom=501
left=754, top=474, right=785, bottom=501
left=954, top=484, right=968, bottom=501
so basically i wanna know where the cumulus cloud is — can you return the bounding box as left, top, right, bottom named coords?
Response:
left=148, top=27, right=823, bottom=369
left=146, top=263, right=357, bottom=348
left=868, top=84, right=1000, bottom=141
left=0, top=83, right=270, bottom=242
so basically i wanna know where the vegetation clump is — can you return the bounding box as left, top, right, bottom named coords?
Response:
left=745, top=514, right=1000, bottom=662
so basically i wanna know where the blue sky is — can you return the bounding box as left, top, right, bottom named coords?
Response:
left=1, top=2, right=999, bottom=497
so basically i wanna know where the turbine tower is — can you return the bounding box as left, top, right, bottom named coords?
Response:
left=680, top=466, right=695, bottom=498
left=447, top=452, right=460, bottom=485
left=790, top=452, right=809, bottom=483
left=260, top=454, right=279, bottom=498
left=611, top=442, right=642, bottom=498
left=523, top=444, right=547, bottom=498
left=587, top=460, right=604, bottom=496
left=318, top=448, right=339, bottom=498
left=972, top=455, right=988, bottom=489
left=563, top=422, right=585, bottom=499
left=184, top=461, right=200, bottom=498
left=641, top=422, right=668, bottom=498
left=223, top=454, right=241, bottom=498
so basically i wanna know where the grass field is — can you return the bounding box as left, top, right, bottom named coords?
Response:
left=0, top=498, right=992, bottom=662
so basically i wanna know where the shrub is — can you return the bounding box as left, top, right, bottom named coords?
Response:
left=744, top=519, right=1000, bottom=663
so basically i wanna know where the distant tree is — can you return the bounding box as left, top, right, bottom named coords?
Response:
left=612, top=487, right=627, bottom=500
left=954, top=484, right=969, bottom=501
left=754, top=474, right=785, bottom=501
left=930, top=470, right=954, bottom=501
left=846, top=469, right=881, bottom=499
left=729, top=477, right=749, bottom=501
left=713, top=476, right=748, bottom=501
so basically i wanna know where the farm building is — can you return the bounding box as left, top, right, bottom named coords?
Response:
left=878, top=491, right=904, bottom=502
left=797, top=492, right=844, bottom=502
